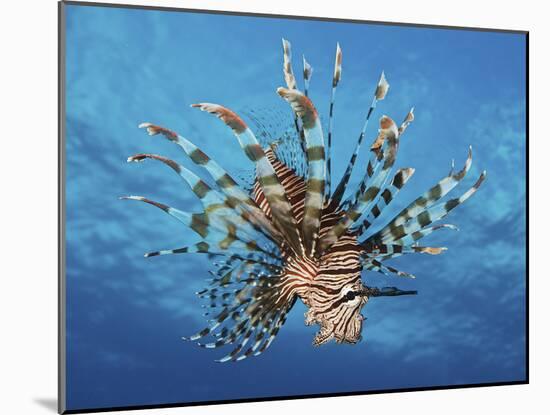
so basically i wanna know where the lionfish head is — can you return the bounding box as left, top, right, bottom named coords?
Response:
left=289, top=241, right=368, bottom=346
left=302, top=252, right=417, bottom=346
left=305, top=282, right=369, bottom=346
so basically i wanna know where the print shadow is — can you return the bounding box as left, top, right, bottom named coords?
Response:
left=34, top=398, right=57, bottom=413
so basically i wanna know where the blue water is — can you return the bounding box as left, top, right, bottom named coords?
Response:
left=64, top=4, right=527, bottom=411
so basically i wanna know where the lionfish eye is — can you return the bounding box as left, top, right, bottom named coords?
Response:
left=345, top=291, right=356, bottom=301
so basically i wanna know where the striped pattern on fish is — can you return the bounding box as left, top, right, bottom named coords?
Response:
left=122, top=39, right=485, bottom=362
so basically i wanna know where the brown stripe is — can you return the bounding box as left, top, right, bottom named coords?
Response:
left=393, top=171, right=405, bottom=189
left=196, top=242, right=210, bottom=252
left=192, top=180, right=210, bottom=199
left=261, top=174, right=282, bottom=187
left=428, top=185, right=442, bottom=200
left=367, top=162, right=374, bottom=177
left=445, top=198, right=460, bottom=211
left=306, top=146, right=325, bottom=161
left=190, top=148, right=210, bottom=165
left=361, top=186, right=380, bottom=202
left=417, top=211, right=432, bottom=227
left=216, top=173, right=237, bottom=188
left=191, top=213, right=209, bottom=238
left=306, top=178, right=325, bottom=194
left=246, top=144, right=265, bottom=162
left=381, top=189, right=392, bottom=204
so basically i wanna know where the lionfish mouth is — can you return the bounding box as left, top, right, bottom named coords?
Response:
left=305, top=284, right=420, bottom=346
left=122, top=38, right=485, bottom=362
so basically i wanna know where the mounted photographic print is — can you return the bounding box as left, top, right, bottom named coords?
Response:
left=59, top=1, right=528, bottom=413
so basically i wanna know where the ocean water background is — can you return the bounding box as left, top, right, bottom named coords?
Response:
left=64, top=4, right=527, bottom=411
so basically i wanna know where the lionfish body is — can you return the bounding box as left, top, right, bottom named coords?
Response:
left=123, top=40, right=485, bottom=362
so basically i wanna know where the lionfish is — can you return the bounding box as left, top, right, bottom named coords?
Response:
left=122, top=39, right=485, bottom=362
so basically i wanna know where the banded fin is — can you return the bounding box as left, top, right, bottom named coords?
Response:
left=374, top=171, right=486, bottom=245
left=119, top=195, right=274, bottom=257
left=245, top=107, right=307, bottom=178
left=364, top=258, right=416, bottom=279
left=302, top=55, right=313, bottom=97
left=277, top=87, right=326, bottom=257
left=195, top=264, right=289, bottom=362
left=184, top=299, right=253, bottom=341
left=398, top=107, right=415, bottom=136
left=372, top=147, right=477, bottom=243
left=186, top=274, right=296, bottom=362
left=319, top=116, right=399, bottom=253
left=127, top=153, right=272, bottom=244
left=331, top=71, right=389, bottom=206
left=137, top=123, right=282, bottom=244
left=145, top=242, right=218, bottom=258
left=353, top=106, right=414, bottom=205
left=191, top=103, right=304, bottom=256
left=385, top=224, right=458, bottom=247
left=282, top=38, right=297, bottom=90
left=326, top=42, right=342, bottom=199
left=144, top=244, right=284, bottom=273
left=217, top=297, right=295, bottom=362
left=361, top=243, right=447, bottom=258
left=353, top=167, right=415, bottom=237
left=281, top=39, right=306, bottom=157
